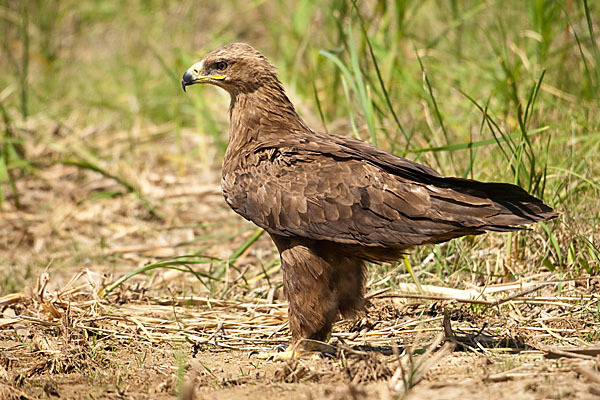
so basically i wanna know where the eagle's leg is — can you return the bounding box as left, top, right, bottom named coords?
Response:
left=276, top=237, right=338, bottom=344
left=329, top=250, right=366, bottom=320
left=249, top=236, right=367, bottom=361
left=247, top=235, right=342, bottom=361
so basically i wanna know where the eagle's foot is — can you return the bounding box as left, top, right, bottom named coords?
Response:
left=249, top=344, right=290, bottom=361
left=250, top=348, right=296, bottom=362
left=249, top=340, right=336, bottom=361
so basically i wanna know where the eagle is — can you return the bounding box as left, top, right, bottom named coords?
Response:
left=182, top=43, right=556, bottom=355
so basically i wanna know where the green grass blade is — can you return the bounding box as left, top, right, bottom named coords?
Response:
left=63, top=159, right=165, bottom=220
left=101, top=256, right=222, bottom=296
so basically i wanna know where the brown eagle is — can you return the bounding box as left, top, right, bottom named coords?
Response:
left=182, top=43, right=556, bottom=352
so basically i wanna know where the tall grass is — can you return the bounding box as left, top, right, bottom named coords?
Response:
left=263, top=0, right=599, bottom=276
left=0, top=101, right=26, bottom=207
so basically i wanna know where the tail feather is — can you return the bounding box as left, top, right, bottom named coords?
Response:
left=440, top=177, right=557, bottom=230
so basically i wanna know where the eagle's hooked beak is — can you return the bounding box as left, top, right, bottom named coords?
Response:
left=181, top=60, right=226, bottom=92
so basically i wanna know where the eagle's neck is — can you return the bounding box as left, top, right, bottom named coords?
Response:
left=227, top=80, right=309, bottom=152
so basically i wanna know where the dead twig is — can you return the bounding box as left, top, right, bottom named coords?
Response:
left=375, top=284, right=550, bottom=306
left=542, top=345, right=600, bottom=360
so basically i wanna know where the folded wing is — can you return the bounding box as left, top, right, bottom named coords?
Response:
left=223, top=141, right=556, bottom=249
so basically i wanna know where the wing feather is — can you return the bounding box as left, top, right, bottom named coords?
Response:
left=222, top=140, right=555, bottom=248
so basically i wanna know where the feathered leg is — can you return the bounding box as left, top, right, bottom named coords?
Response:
left=329, top=251, right=366, bottom=319
left=250, top=235, right=366, bottom=361
left=273, top=235, right=338, bottom=343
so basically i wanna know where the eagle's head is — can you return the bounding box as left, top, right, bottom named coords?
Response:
left=182, top=43, right=278, bottom=95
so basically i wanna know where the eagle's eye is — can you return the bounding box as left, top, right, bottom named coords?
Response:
left=214, top=61, right=228, bottom=72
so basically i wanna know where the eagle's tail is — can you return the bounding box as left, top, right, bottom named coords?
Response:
left=441, top=177, right=557, bottom=231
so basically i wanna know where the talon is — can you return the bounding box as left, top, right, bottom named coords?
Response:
left=248, top=348, right=297, bottom=361
left=248, top=341, right=336, bottom=361
left=274, top=344, right=288, bottom=353
left=249, top=344, right=289, bottom=359
left=248, top=350, right=260, bottom=358
left=319, top=351, right=335, bottom=360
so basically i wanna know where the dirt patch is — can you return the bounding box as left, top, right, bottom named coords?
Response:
left=1, top=276, right=599, bottom=399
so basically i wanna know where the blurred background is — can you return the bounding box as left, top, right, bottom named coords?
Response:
left=0, top=0, right=598, bottom=296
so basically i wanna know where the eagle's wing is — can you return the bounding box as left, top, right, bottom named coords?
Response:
left=222, top=141, right=553, bottom=248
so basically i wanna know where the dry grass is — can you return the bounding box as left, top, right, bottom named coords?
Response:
left=1, top=236, right=599, bottom=398
left=5, top=266, right=596, bottom=351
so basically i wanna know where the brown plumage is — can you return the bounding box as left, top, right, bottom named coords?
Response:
left=182, top=43, right=557, bottom=345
